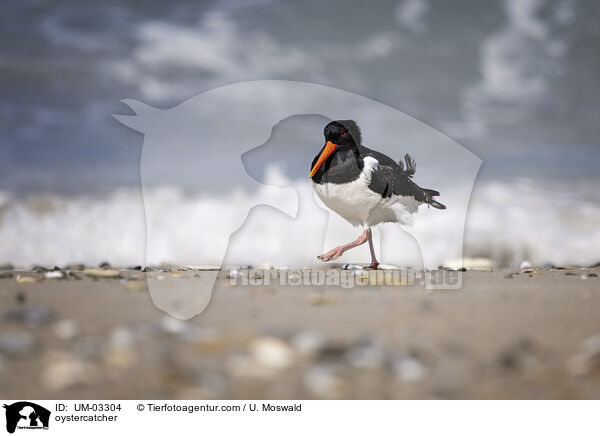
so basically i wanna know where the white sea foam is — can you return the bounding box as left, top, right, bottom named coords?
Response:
left=0, top=175, right=598, bottom=268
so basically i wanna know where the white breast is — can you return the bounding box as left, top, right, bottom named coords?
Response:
left=312, top=156, right=420, bottom=227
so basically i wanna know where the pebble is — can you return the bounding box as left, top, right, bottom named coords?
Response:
left=378, top=264, right=401, bottom=270
left=41, top=353, right=96, bottom=390
left=53, top=319, right=80, bottom=341
left=291, top=330, right=325, bottom=356
left=303, top=364, right=345, bottom=399
left=84, top=268, right=121, bottom=278
left=158, top=316, right=189, bottom=336
left=44, top=270, right=66, bottom=279
left=182, top=265, right=221, bottom=271
left=15, top=275, right=43, bottom=284
left=226, top=353, right=273, bottom=379
left=346, top=339, right=386, bottom=369
left=249, top=336, right=294, bottom=370
left=520, top=260, right=532, bottom=269
left=261, top=263, right=276, bottom=270
left=342, top=264, right=364, bottom=270
left=0, top=331, right=36, bottom=355
left=444, top=257, right=493, bottom=271
left=228, top=269, right=243, bottom=280
left=3, top=304, right=55, bottom=326
left=393, top=354, right=426, bottom=382
left=109, top=327, right=135, bottom=348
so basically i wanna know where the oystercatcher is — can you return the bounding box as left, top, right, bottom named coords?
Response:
left=310, top=120, right=446, bottom=269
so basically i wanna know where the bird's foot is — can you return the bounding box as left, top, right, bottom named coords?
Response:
left=317, top=246, right=344, bottom=262
left=365, top=262, right=379, bottom=270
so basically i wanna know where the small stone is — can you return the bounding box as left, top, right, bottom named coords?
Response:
left=15, top=275, right=43, bottom=284
left=53, top=319, right=80, bottom=341
left=249, top=336, right=294, bottom=370
left=303, top=364, right=345, bottom=399
left=3, top=304, right=55, bottom=326
left=520, top=260, right=532, bottom=269
left=109, top=327, right=135, bottom=347
left=99, top=261, right=111, bottom=268
left=41, top=353, right=96, bottom=390
left=346, top=339, right=386, bottom=369
left=228, top=269, right=243, bottom=279
left=0, top=331, right=36, bottom=355
left=291, top=330, right=325, bottom=356
left=522, top=269, right=534, bottom=274
left=565, top=272, right=577, bottom=276
left=587, top=273, right=598, bottom=278
left=444, top=257, right=493, bottom=271
left=104, top=347, right=138, bottom=369
left=393, top=354, right=426, bottom=382
left=83, top=268, right=121, bottom=278
left=44, top=270, right=66, bottom=279
left=458, top=267, right=467, bottom=272
left=342, top=264, right=364, bottom=270
left=226, top=353, right=273, bottom=379
left=179, top=265, right=221, bottom=271
left=158, top=316, right=189, bottom=336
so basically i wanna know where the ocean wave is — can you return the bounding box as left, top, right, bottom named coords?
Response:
left=0, top=176, right=598, bottom=268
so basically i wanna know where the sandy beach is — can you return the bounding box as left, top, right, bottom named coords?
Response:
left=0, top=265, right=599, bottom=400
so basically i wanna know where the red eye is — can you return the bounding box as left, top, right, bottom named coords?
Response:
left=340, top=131, right=347, bottom=137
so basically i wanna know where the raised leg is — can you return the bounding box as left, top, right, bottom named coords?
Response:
left=365, top=228, right=379, bottom=270
left=318, top=229, right=369, bottom=262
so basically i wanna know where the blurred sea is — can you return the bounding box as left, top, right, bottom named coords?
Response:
left=1, top=0, right=599, bottom=267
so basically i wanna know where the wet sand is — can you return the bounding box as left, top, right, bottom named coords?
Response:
left=1, top=266, right=600, bottom=399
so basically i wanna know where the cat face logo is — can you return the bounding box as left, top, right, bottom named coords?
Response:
left=3, top=402, right=50, bottom=434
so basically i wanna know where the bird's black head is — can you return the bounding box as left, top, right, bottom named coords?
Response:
left=324, top=120, right=361, bottom=148
left=310, top=119, right=361, bottom=178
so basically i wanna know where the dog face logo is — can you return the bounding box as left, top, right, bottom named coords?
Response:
left=3, top=402, right=50, bottom=434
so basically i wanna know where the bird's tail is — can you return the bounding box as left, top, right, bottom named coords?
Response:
left=423, top=188, right=446, bottom=209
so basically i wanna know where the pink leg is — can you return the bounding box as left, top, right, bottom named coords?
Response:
left=365, top=228, right=379, bottom=270
left=318, top=229, right=369, bottom=262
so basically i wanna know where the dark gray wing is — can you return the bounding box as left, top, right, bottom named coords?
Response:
left=360, top=147, right=444, bottom=208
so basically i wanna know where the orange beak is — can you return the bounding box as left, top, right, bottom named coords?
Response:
left=309, top=141, right=337, bottom=178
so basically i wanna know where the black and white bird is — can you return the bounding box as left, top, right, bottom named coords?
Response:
left=310, top=120, right=446, bottom=269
